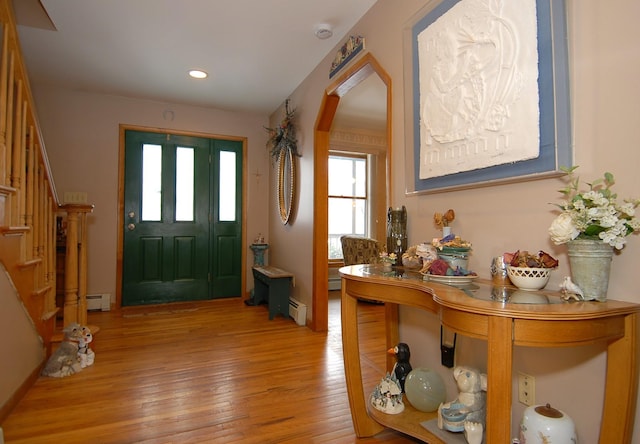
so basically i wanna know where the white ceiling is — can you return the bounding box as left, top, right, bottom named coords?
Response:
left=13, top=0, right=380, bottom=116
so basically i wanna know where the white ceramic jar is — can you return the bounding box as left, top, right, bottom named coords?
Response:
left=520, top=403, right=577, bottom=443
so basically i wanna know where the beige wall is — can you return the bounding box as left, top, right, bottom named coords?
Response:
left=271, top=0, right=640, bottom=441
left=30, top=0, right=639, bottom=440
left=0, top=263, right=44, bottom=411
left=32, top=86, right=272, bottom=299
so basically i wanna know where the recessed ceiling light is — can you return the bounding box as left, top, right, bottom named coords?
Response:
left=189, top=69, right=208, bottom=79
left=314, top=24, right=333, bottom=40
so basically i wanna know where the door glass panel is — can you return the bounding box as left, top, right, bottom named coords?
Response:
left=219, top=151, right=236, bottom=221
left=142, top=144, right=162, bottom=221
left=175, top=146, right=194, bottom=221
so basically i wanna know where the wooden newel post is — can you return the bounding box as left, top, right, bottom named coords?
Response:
left=63, top=210, right=78, bottom=324
left=77, top=210, right=89, bottom=324
left=60, top=203, right=94, bottom=326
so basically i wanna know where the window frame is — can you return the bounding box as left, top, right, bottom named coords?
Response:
left=328, top=152, right=369, bottom=262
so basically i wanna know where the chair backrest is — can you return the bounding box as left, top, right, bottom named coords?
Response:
left=340, top=235, right=381, bottom=266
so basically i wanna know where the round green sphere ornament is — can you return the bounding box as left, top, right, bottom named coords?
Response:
left=404, top=368, right=446, bottom=412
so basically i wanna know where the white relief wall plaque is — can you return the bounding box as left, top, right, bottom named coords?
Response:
left=418, top=0, right=540, bottom=179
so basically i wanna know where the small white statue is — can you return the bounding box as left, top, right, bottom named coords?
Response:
left=559, top=276, right=584, bottom=301
left=438, top=366, right=487, bottom=443
left=370, top=373, right=405, bottom=414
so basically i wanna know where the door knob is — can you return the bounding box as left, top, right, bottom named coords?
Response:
left=127, top=223, right=136, bottom=231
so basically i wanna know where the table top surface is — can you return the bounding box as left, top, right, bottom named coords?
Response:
left=340, top=264, right=640, bottom=320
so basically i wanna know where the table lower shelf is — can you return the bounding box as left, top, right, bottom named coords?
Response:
left=367, top=398, right=451, bottom=443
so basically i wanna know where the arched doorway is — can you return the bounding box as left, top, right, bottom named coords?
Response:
left=311, top=53, right=392, bottom=331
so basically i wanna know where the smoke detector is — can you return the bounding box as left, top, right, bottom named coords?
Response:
left=314, top=24, right=333, bottom=40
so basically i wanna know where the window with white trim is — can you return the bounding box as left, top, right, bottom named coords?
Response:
left=328, top=154, right=368, bottom=260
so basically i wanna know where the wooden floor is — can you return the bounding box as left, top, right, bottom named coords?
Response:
left=2, top=292, right=420, bottom=443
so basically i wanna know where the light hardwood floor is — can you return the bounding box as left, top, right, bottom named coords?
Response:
left=2, top=292, right=420, bottom=443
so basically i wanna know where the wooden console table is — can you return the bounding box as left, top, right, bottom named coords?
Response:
left=340, top=264, right=639, bottom=443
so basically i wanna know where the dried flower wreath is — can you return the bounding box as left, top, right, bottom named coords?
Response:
left=265, top=99, right=300, bottom=162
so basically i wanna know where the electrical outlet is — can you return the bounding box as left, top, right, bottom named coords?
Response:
left=518, top=372, right=535, bottom=406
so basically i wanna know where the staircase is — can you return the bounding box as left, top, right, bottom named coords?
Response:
left=0, top=0, right=92, bottom=422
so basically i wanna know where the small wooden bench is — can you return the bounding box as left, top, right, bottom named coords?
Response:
left=250, top=266, right=294, bottom=320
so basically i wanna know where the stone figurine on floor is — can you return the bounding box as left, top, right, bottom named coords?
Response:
left=41, top=323, right=85, bottom=377
left=78, top=325, right=95, bottom=368
left=437, top=366, right=487, bottom=444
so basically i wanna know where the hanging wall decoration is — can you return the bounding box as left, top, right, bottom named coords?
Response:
left=265, top=99, right=299, bottom=224
left=330, top=35, right=365, bottom=78
left=265, top=99, right=299, bottom=162
left=404, top=0, right=571, bottom=194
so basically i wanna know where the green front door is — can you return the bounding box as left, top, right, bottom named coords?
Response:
left=122, top=130, right=242, bottom=305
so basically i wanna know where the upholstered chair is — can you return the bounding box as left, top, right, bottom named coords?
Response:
left=340, top=235, right=382, bottom=266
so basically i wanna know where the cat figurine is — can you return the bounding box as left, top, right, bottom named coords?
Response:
left=41, top=323, right=84, bottom=377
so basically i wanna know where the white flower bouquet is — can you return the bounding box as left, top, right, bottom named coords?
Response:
left=548, top=166, right=640, bottom=250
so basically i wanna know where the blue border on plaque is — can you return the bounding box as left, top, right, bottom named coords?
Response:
left=411, top=0, right=571, bottom=192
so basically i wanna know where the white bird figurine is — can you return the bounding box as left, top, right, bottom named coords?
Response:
left=559, top=276, right=584, bottom=301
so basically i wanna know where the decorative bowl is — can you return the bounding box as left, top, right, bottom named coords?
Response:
left=507, top=266, right=553, bottom=291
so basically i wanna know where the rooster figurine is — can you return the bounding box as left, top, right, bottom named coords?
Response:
left=388, top=343, right=412, bottom=392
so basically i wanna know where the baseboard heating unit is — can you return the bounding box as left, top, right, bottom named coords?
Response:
left=289, top=297, right=307, bottom=326
left=87, top=293, right=111, bottom=311
left=328, top=277, right=341, bottom=291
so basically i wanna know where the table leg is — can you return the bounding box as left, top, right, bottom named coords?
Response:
left=385, top=302, right=399, bottom=371
left=485, top=316, right=513, bottom=443
left=600, top=313, right=638, bottom=443
left=252, top=277, right=267, bottom=305
left=268, top=278, right=290, bottom=319
left=341, top=281, right=384, bottom=437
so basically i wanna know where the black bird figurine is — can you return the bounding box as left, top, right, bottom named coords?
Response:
left=388, top=342, right=412, bottom=392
